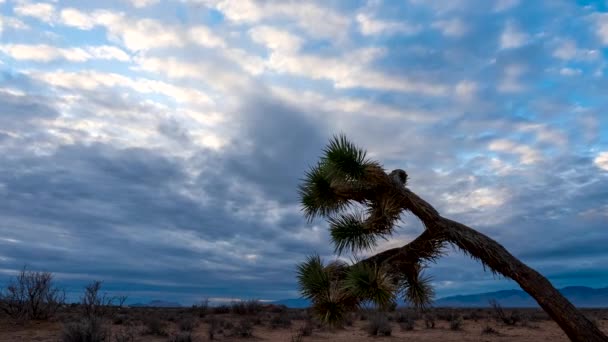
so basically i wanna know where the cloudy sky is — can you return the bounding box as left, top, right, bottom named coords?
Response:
left=0, top=0, right=607, bottom=305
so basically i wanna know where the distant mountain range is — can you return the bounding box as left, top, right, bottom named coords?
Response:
left=130, top=300, right=183, bottom=308
left=273, top=286, right=608, bottom=308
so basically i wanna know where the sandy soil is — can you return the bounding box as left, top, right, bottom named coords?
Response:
left=0, top=312, right=606, bottom=341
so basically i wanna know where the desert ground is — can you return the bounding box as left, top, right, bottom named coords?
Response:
left=1, top=305, right=607, bottom=342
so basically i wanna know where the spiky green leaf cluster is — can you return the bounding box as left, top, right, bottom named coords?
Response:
left=322, top=134, right=374, bottom=181
left=329, top=213, right=378, bottom=254
left=299, top=134, right=381, bottom=222
left=343, top=262, right=395, bottom=309
left=296, top=255, right=331, bottom=301
left=297, top=256, right=436, bottom=326
left=396, top=266, right=434, bottom=310
left=299, top=163, right=350, bottom=222
left=296, top=255, right=357, bottom=326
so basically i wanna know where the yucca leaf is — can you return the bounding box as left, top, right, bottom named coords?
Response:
left=398, top=265, right=434, bottom=310
left=312, top=281, right=359, bottom=327
left=298, top=163, right=349, bottom=221
left=322, top=134, right=374, bottom=181
left=329, top=213, right=378, bottom=255
left=296, top=255, right=330, bottom=300
left=343, top=263, right=395, bottom=309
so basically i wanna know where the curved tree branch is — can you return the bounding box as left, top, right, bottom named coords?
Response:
left=358, top=169, right=607, bottom=342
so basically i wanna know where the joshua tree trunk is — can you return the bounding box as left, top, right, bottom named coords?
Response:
left=360, top=171, right=607, bottom=341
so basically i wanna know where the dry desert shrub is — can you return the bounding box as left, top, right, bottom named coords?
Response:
left=178, top=316, right=198, bottom=332
left=0, top=267, right=65, bottom=321
left=231, top=299, right=263, bottom=315
left=169, top=331, right=193, bottom=342
left=270, top=312, right=292, bottom=329
left=231, top=319, right=254, bottom=338
left=61, top=316, right=110, bottom=342
left=367, top=313, right=392, bottom=336
left=142, top=315, right=168, bottom=336
left=482, top=324, right=500, bottom=335
left=113, top=323, right=137, bottom=342
left=212, top=304, right=230, bottom=314
left=424, top=313, right=436, bottom=329
left=449, top=314, right=463, bottom=331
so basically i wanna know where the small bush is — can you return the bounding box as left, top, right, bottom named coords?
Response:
left=62, top=316, right=109, bottom=342
left=490, top=299, right=520, bottom=326
left=206, top=317, right=220, bottom=340
left=0, top=267, right=65, bottom=321
left=482, top=325, right=500, bottom=335
left=290, top=331, right=304, bottom=342
left=232, top=319, right=254, bottom=337
left=252, top=316, right=263, bottom=325
left=367, top=314, right=392, bottom=336
left=196, top=298, right=209, bottom=317
left=400, top=318, right=415, bottom=331
left=178, top=317, right=197, bottom=331
left=169, top=332, right=193, bottom=342
left=300, top=319, right=313, bottom=336
left=143, top=316, right=168, bottom=336
left=344, top=313, right=354, bottom=326
left=424, top=314, right=435, bottom=329
left=82, top=281, right=113, bottom=319
left=212, top=305, right=230, bottom=314
left=113, top=314, right=127, bottom=325
left=449, top=315, right=463, bottom=331
left=113, top=324, right=136, bottom=342
left=270, top=312, right=292, bottom=329
left=231, top=299, right=263, bottom=315
left=268, top=304, right=287, bottom=313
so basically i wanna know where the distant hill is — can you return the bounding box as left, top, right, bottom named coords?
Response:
left=434, top=286, right=608, bottom=308
left=273, top=286, right=608, bottom=308
left=130, top=300, right=182, bottom=308
left=272, top=298, right=311, bottom=308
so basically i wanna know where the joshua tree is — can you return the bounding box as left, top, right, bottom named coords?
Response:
left=296, top=135, right=607, bottom=342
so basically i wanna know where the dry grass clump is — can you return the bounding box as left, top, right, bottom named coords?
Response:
left=61, top=316, right=109, bottom=342
left=367, top=313, right=392, bottom=336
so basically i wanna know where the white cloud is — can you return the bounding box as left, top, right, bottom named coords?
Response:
left=592, top=13, right=608, bottom=45
left=129, top=0, right=160, bottom=8
left=93, top=11, right=185, bottom=51
left=59, top=8, right=94, bottom=30
left=29, top=70, right=214, bottom=106
left=13, top=2, right=56, bottom=23
left=498, top=64, right=526, bottom=92
left=248, top=25, right=302, bottom=52
left=595, top=152, right=608, bottom=171
left=0, top=44, right=130, bottom=62
left=86, top=46, right=130, bottom=61
left=559, top=67, right=582, bottom=76
left=134, top=56, right=246, bottom=91
left=494, top=0, right=520, bottom=12
left=553, top=40, right=598, bottom=61
left=579, top=205, right=608, bottom=219
left=432, top=18, right=467, bottom=37
left=356, top=13, right=421, bottom=36
left=265, top=49, right=448, bottom=95
left=59, top=9, right=225, bottom=52
left=192, top=0, right=349, bottom=39
left=454, top=80, right=477, bottom=101
left=188, top=26, right=226, bottom=48
left=0, top=44, right=91, bottom=62
left=517, top=123, right=567, bottom=147
left=500, top=22, right=529, bottom=49
left=442, top=187, right=510, bottom=214
left=0, top=15, right=28, bottom=36
left=270, top=85, right=438, bottom=123
left=489, top=139, right=541, bottom=165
